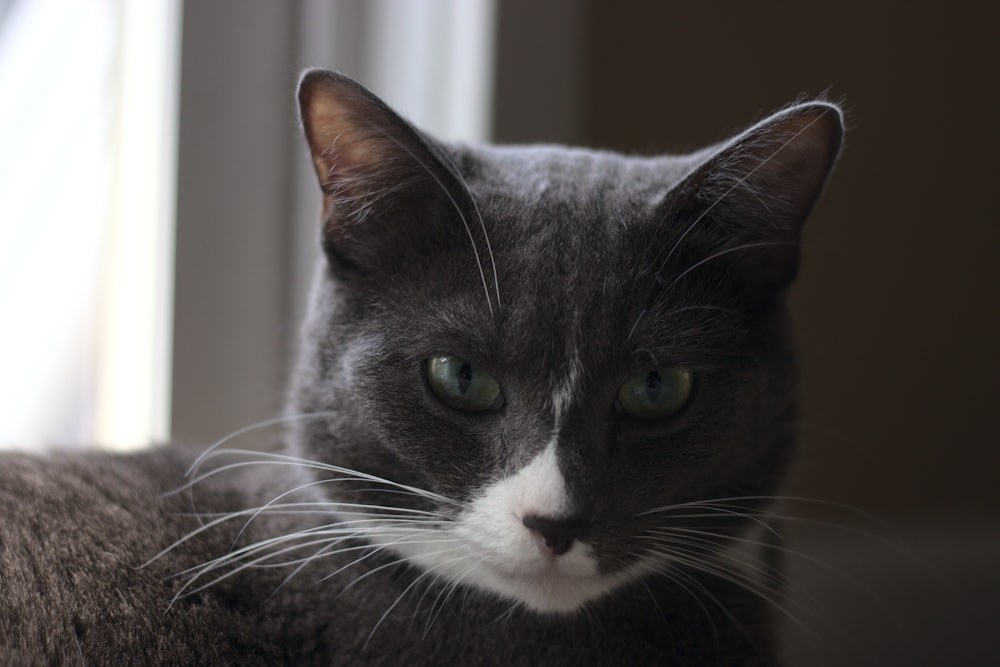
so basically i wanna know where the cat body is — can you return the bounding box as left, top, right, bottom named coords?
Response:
left=0, top=71, right=842, bottom=665
left=0, top=450, right=769, bottom=665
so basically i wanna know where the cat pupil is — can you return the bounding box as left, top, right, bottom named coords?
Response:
left=645, top=371, right=662, bottom=403
left=457, top=362, right=473, bottom=394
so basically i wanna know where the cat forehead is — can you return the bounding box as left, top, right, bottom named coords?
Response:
left=387, top=146, right=707, bottom=341
left=450, top=143, right=695, bottom=207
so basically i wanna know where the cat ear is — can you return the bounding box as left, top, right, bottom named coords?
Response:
left=298, top=69, right=465, bottom=275
left=668, top=102, right=843, bottom=295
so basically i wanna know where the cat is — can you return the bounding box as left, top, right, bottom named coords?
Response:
left=0, top=70, right=842, bottom=665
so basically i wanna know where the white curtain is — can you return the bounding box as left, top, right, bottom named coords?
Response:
left=0, top=0, right=179, bottom=450
left=0, top=0, right=496, bottom=451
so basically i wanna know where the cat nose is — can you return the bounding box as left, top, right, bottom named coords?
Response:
left=522, top=514, right=590, bottom=556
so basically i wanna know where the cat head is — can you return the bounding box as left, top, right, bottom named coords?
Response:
left=287, top=70, right=842, bottom=613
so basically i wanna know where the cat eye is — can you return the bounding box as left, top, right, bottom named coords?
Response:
left=616, top=367, right=693, bottom=420
left=426, top=356, right=503, bottom=413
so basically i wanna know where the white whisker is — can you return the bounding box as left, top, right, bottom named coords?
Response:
left=382, top=133, right=497, bottom=318
left=176, top=448, right=457, bottom=507
left=656, top=109, right=830, bottom=281
left=362, top=550, right=472, bottom=651
left=183, top=411, right=337, bottom=479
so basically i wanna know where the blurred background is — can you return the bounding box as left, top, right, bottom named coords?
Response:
left=1, top=1, right=996, bottom=664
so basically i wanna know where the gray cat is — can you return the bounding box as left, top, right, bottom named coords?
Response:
left=0, top=70, right=842, bottom=665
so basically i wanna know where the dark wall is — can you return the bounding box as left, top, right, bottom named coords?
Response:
left=497, top=0, right=1000, bottom=520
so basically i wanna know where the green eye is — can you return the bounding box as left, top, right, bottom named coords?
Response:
left=617, top=367, right=693, bottom=420
left=426, top=356, right=503, bottom=413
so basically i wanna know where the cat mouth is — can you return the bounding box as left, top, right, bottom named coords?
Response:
left=477, top=539, right=599, bottom=579
left=464, top=548, right=630, bottom=614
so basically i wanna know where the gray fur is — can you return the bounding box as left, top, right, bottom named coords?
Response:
left=0, top=70, right=842, bottom=665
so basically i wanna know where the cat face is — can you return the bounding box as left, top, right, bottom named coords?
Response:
left=288, top=71, right=842, bottom=613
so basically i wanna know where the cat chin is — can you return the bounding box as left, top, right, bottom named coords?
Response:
left=461, top=555, right=648, bottom=614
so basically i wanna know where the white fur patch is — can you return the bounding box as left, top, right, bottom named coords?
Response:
left=373, top=350, right=646, bottom=613
left=379, top=442, right=636, bottom=614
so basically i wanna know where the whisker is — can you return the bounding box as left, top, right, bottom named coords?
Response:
left=626, top=308, right=647, bottom=342
left=327, top=536, right=464, bottom=591
left=432, top=146, right=502, bottom=313
left=362, top=550, right=471, bottom=651
left=641, top=531, right=785, bottom=588
left=266, top=538, right=347, bottom=602
left=641, top=494, right=950, bottom=587
left=225, top=477, right=354, bottom=552
left=637, top=501, right=782, bottom=539
left=649, top=527, right=910, bottom=664
left=645, top=542, right=826, bottom=654
left=663, top=304, right=739, bottom=318
left=417, top=554, right=483, bottom=637
left=183, top=411, right=336, bottom=478
left=656, top=109, right=830, bottom=281
left=172, top=519, right=459, bottom=609
left=176, top=449, right=457, bottom=507
left=382, top=133, right=497, bottom=318
left=181, top=501, right=446, bottom=520
left=169, top=535, right=361, bottom=605
left=639, top=558, right=730, bottom=667
left=663, top=241, right=798, bottom=296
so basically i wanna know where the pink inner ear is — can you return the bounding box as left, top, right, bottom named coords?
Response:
left=296, top=71, right=470, bottom=275
left=679, top=102, right=842, bottom=242
left=746, top=104, right=841, bottom=197
left=300, top=78, right=394, bottom=193
left=728, top=104, right=843, bottom=219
